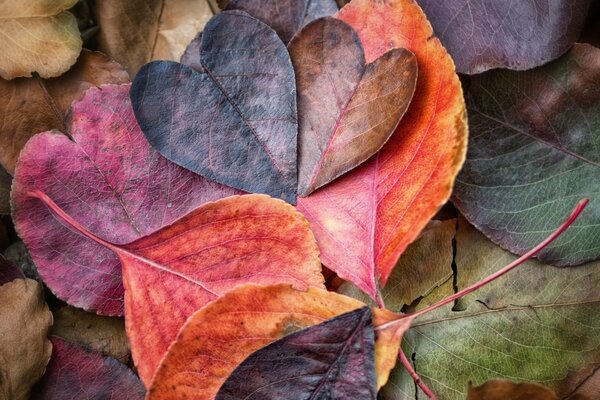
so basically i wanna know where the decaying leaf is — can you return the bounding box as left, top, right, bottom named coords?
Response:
left=131, top=11, right=298, bottom=203
left=0, top=278, right=52, bottom=400
left=0, top=256, right=25, bottom=286
left=148, top=284, right=408, bottom=399
left=297, top=0, right=467, bottom=298
left=50, top=306, right=129, bottom=364
left=380, top=219, right=600, bottom=399
left=0, top=167, right=10, bottom=215
left=94, top=0, right=214, bottom=75
left=221, top=0, right=338, bottom=43
left=289, top=17, right=417, bottom=196
left=416, top=0, right=591, bottom=74
left=467, top=380, right=558, bottom=400
left=0, top=0, right=82, bottom=79
left=338, top=219, right=457, bottom=312
left=31, top=192, right=324, bottom=386
left=216, top=307, right=377, bottom=399
left=3, top=242, right=39, bottom=282
left=31, top=337, right=145, bottom=400
left=0, top=50, right=129, bottom=174
left=453, top=43, right=600, bottom=267
left=12, top=84, right=240, bottom=315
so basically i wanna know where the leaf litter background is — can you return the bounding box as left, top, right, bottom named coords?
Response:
left=0, top=0, right=599, bottom=399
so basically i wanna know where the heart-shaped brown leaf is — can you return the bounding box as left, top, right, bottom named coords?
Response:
left=289, top=17, right=417, bottom=196
left=216, top=307, right=377, bottom=399
left=131, top=11, right=298, bottom=203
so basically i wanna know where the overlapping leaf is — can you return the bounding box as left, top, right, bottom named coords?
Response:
left=148, top=284, right=408, bottom=399
left=220, top=0, right=338, bottom=43
left=289, top=17, right=417, bottom=196
left=297, top=0, right=467, bottom=298
left=31, top=192, right=324, bottom=386
left=217, top=307, right=377, bottom=399
left=467, top=380, right=559, bottom=400
left=94, top=0, right=214, bottom=75
left=131, top=11, right=298, bottom=203
left=380, top=219, right=600, bottom=399
left=12, top=84, right=240, bottom=315
left=453, top=43, right=600, bottom=267
left=31, top=337, right=145, bottom=400
left=0, top=0, right=82, bottom=79
left=0, top=50, right=129, bottom=174
left=416, top=0, right=590, bottom=74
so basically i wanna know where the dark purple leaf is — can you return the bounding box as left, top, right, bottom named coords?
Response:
left=417, top=0, right=591, bottom=74
left=222, top=0, right=338, bottom=44
left=31, top=337, right=145, bottom=400
left=131, top=11, right=298, bottom=203
left=216, top=307, right=376, bottom=400
left=0, top=256, right=25, bottom=286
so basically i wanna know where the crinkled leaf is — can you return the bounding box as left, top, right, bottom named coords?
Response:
left=0, top=278, right=52, bottom=400
left=131, top=11, right=298, bottom=203
left=417, top=0, right=590, bottom=74
left=380, top=219, right=600, bottom=399
left=0, top=50, right=129, bottom=174
left=94, top=0, right=214, bottom=75
left=221, top=0, right=338, bottom=43
left=32, top=193, right=324, bottom=386
left=217, top=307, right=376, bottom=400
left=453, top=43, right=600, bottom=267
left=50, top=306, right=129, bottom=364
left=467, top=380, right=558, bottom=400
left=297, top=0, right=467, bottom=298
left=31, top=337, right=145, bottom=400
left=289, top=17, right=417, bottom=196
left=12, top=84, right=240, bottom=315
left=148, top=284, right=406, bottom=399
left=0, top=0, right=82, bottom=79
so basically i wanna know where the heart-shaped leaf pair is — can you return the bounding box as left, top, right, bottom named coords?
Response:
left=130, top=11, right=417, bottom=203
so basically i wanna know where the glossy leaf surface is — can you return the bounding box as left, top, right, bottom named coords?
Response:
left=131, top=11, right=298, bottom=203
left=289, top=17, right=417, bottom=196
left=31, top=337, right=145, bottom=400
left=453, top=44, right=600, bottom=267
left=297, top=0, right=467, bottom=298
left=216, top=307, right=376, bottom=400
left=31, top=193, right=324, bottom=386
left=12, top=84, right=239, bottom=315
left=417, top=0, right=591, bottom=74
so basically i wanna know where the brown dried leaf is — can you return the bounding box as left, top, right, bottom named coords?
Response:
left=94, top=0, right=214, bottom=75
left=0, top=279, right=52, bottom=400
left=467, top=380, right=557, bottom=400
left=50, top=306, right=129, bottom=364
left=0, top=50, right=129, bottom=174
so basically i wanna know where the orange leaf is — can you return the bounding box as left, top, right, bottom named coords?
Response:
left=296, top=0, right=467, bottom=298
left=148, top=284, right=407, bottom=399
left=30, top=192, right=324, bottom=387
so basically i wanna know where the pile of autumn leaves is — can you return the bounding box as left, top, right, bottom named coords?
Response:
left=1, top=0, right=599, bottom=399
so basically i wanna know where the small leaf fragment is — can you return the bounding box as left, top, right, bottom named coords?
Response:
left=216, top=307, right=377, bottom=399
left=31, top=337, right=145, bottom=400
left=0, top=0, right=82, bottom=79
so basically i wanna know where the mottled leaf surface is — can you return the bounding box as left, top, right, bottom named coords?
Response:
left=380, top=220, right=600, bottom=399
left=32, top=193, right=324, bottom=386
left=297, top=0, right=467, bottom=298
left=453, top=44, right=600, bottom=267
left=222, top=0, right=338, bottom=43
left=0, top=278, right=52, bottom=400
left=417, top=0, right=590, bottom=74
left=31, top=337, right=145, bottom=400
left=0, top=0, right=82, bottom=79
left=94, top=0, right=214, bottom=75
left=290, top=17, right=417, bottom=196
left=0, top=50, right=129, bottom=174
left=217, top=307, right=376, bottom=400
left=12, top=84, right=239, bottom=315
left=131, top=11, right=298, bottom=203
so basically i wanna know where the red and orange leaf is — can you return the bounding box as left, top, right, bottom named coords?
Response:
left=148, top=284, right=406, bottom=399
left=31, top=192, right=324, bottom=387
left=296, top=0, right=467, bottom=298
